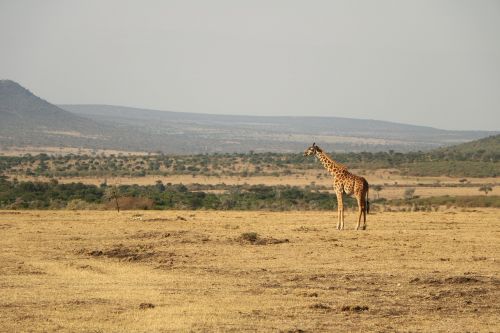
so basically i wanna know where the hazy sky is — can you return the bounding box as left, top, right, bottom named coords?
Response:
left=1, top=1, right=499, bottom=130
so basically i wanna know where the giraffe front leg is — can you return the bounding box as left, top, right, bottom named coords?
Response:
left=337, top=208, right=341, bottom=230
left=336, top=191, right=344, bottom=230
left=341, top=207, right=345, bottom=230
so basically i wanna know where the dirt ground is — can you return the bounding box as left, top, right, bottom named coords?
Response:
left=0, top=209, right=498, bottom=332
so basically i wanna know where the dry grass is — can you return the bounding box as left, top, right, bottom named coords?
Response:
left=0, top=209, right=499, bottom=332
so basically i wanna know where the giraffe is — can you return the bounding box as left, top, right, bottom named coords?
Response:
left=304, top=143, right=370, bottom=230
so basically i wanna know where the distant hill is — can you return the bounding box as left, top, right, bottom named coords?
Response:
left=0, top=80, right=185, bottom=152
left=433, top=134, right=500, bottom=158
left=0, top=80, right=100, bottom=133
left=0, top=80, right=118, bottom=151
left=0, top=80, right=497, bottom=154
left=61, top=104, right=497, bottom=153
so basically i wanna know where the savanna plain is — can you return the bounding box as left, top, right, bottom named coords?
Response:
left=1, top=209, right=498, bottom=332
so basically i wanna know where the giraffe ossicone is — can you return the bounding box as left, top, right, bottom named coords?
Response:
left=304, top=143, right=370, bottom=230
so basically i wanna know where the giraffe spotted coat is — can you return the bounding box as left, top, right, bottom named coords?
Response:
left=304, top=143, right=370, bottom=230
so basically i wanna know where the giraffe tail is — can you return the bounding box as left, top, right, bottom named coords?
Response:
left=365, top=181, right=370, bottom=215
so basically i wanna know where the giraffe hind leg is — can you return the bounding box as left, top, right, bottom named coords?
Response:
left=362, top=191, right=368, bottom=230
left=356, top=197, right=363, bottom=230
left=362, top=204, right=367, bottom=230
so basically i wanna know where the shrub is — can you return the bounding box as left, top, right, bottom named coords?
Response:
left=240, top=232, right=259, bottom=243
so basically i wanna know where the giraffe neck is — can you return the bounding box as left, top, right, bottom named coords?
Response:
left=315, top=150, right=345, bottom=176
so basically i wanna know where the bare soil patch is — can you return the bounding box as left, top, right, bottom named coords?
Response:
left=238, top=232, right=290, bottom=245
left=87, top=244, right=156, bottom=262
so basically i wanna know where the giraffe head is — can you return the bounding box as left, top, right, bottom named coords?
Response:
left=304, top=142, right=322, bottom=156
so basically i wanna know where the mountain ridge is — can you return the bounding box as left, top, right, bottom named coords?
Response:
left=0, top=80, right=102, bottom=133
left=60, top=104, right=497, bottom=149
left=59, top=103, right=465, bottom=132
left=1, top=80, right=497, bottom=154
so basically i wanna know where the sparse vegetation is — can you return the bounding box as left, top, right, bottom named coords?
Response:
left=385, top=195, right=500, bottom=209
left=1, top=140, right=499, bottom=180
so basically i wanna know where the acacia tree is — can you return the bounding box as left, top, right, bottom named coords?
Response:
left=404, top=188, right=416, bottom=200
left=371, top=184, right=383, bottom=199
left=104, top=185, right=121, bottom=212
left=478, top=185, right=493, bottom=196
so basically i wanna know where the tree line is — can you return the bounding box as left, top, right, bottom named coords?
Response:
left=0, top=177, right=356, bottom=211
left=1, top=149, right=498, bottom=178
left=2, top=177, right=497, bottom=211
